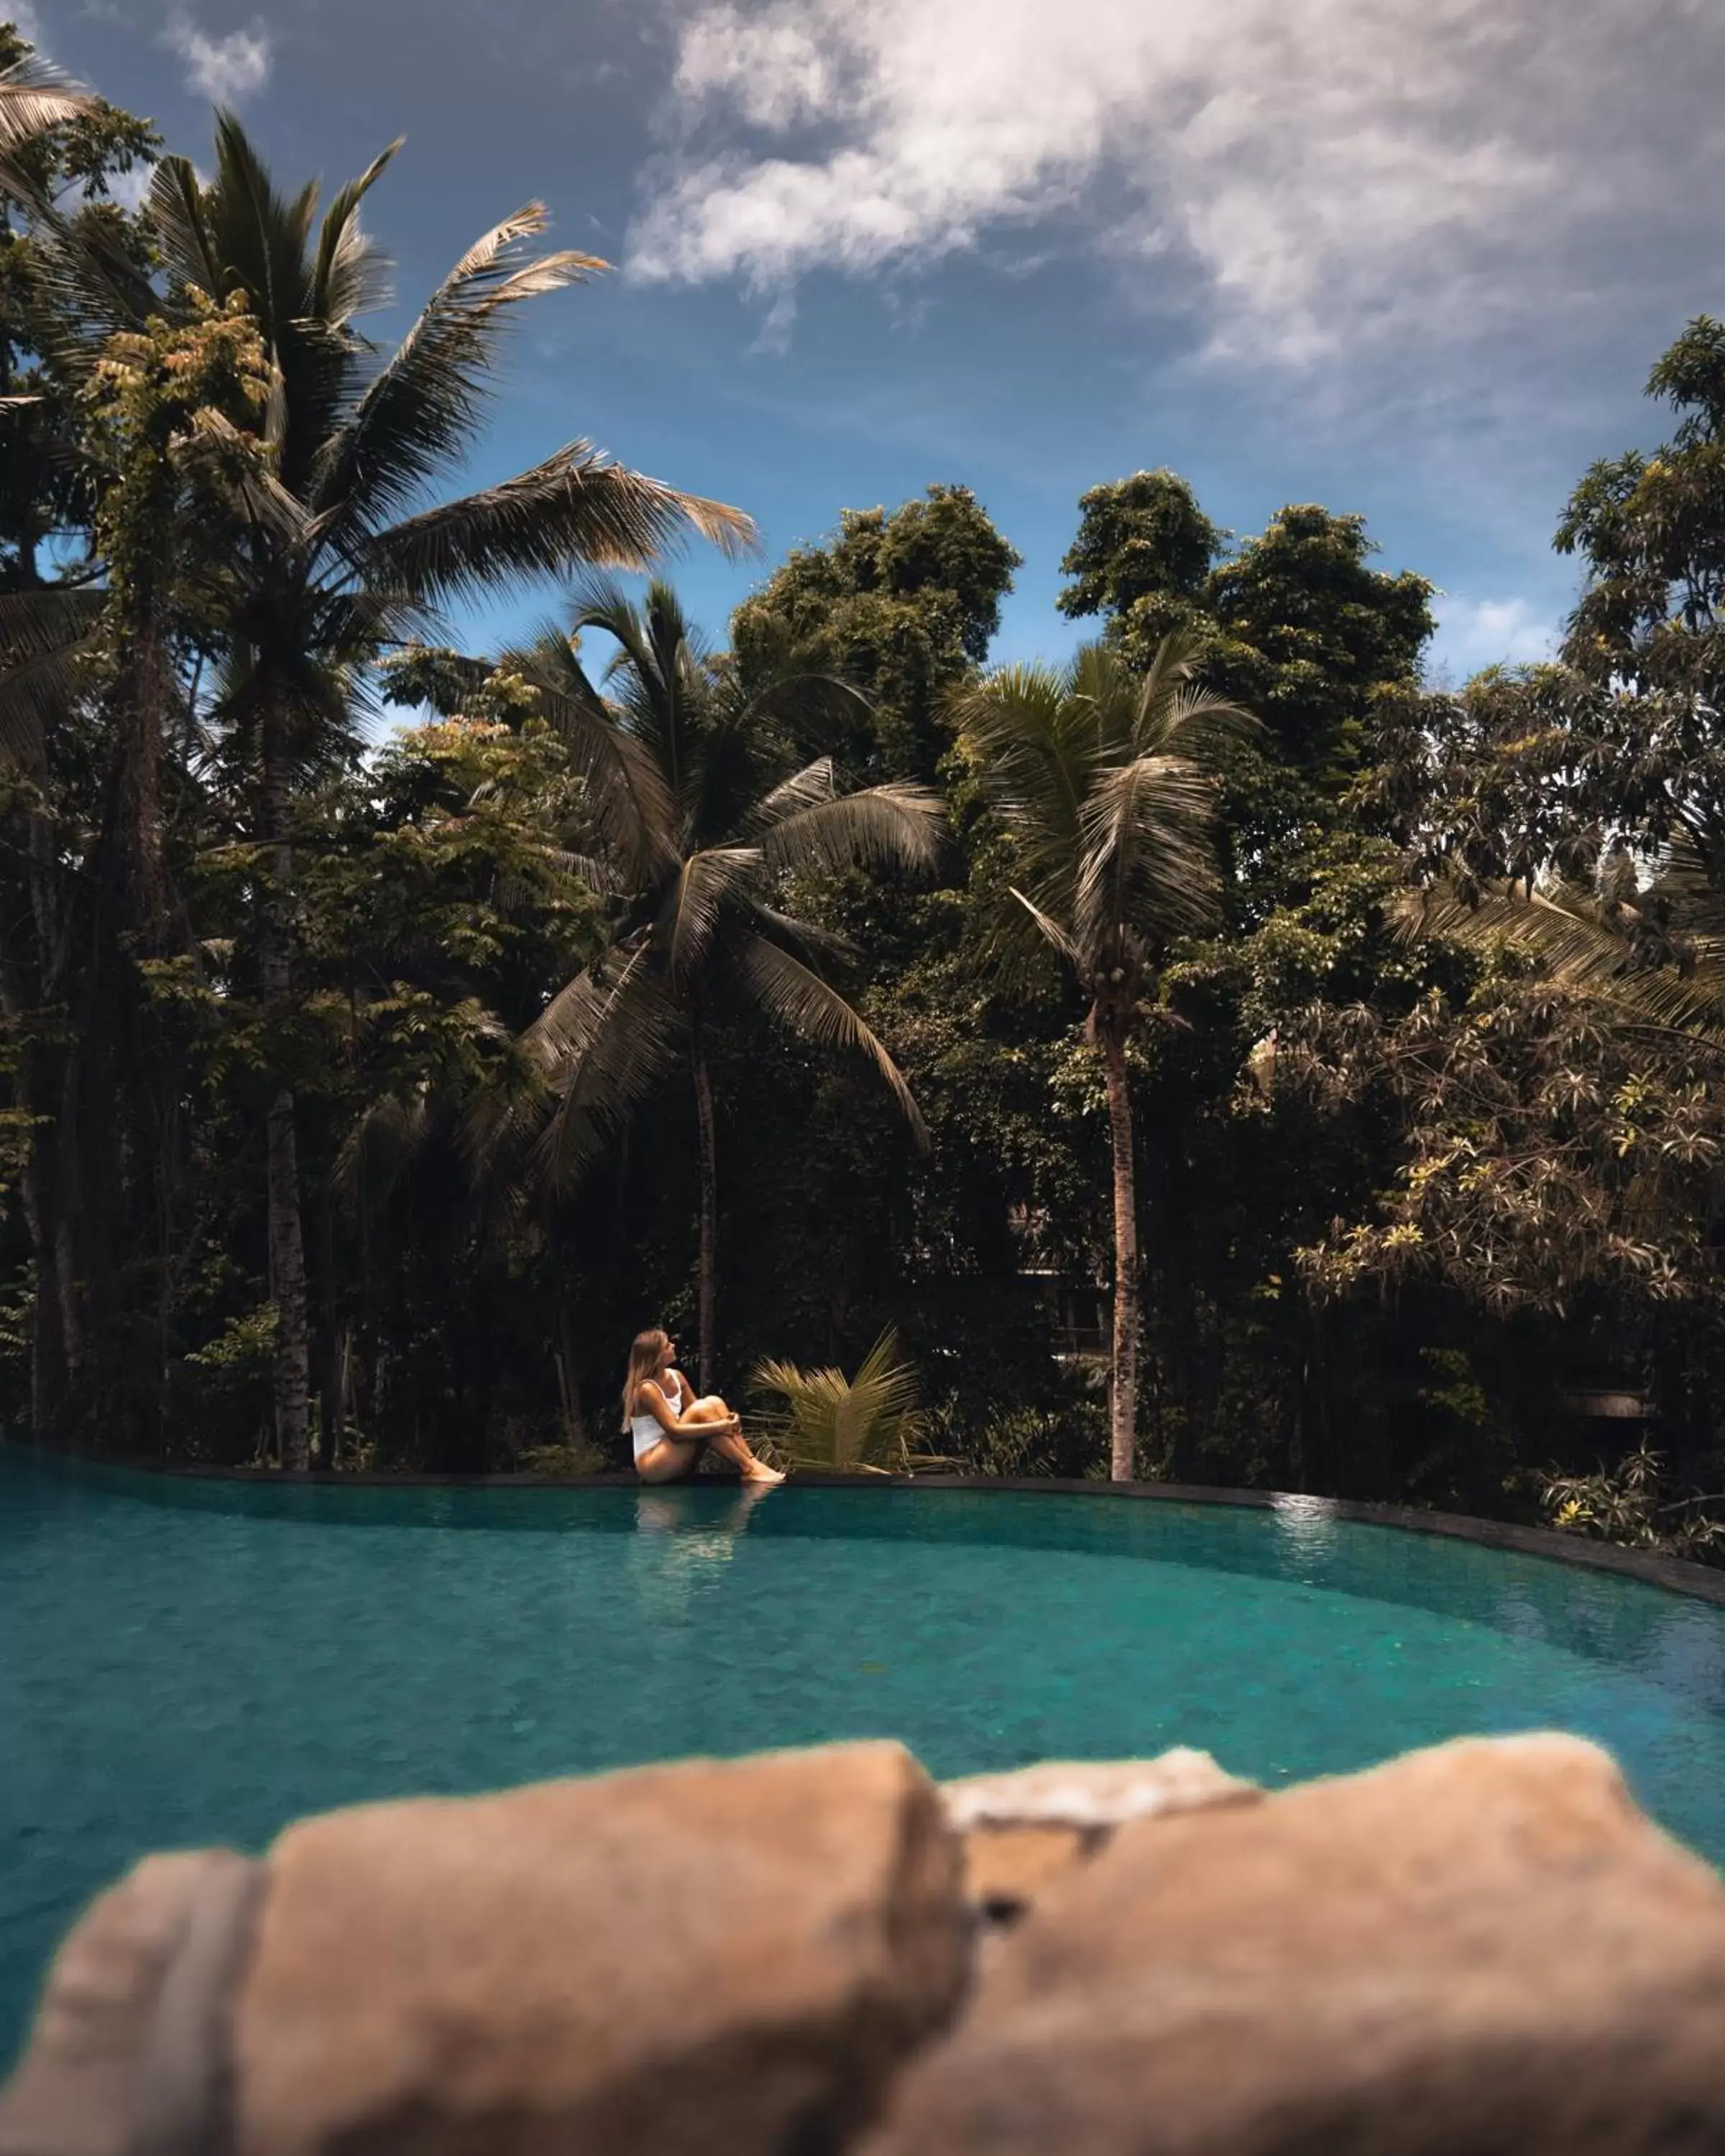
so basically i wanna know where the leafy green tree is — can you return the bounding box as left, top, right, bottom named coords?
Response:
left=0, top=36, right=183, bottom=1442
left=731, top=484, right=1021, bottom=783
left=1057, top=469, right=1223, bottom=632
left=0, top=30, right=157, bottom=603
left=150, top=700, right=605, bottom=1471
left=1376, top=315, right=1725, bottom=912
left=1062, top=476, right=1432, bottom=808
left=952, top=637, right=1255, bottom=1479
left=505, top=579, right=944, bottom=1389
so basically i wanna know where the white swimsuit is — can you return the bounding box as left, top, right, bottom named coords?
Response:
left=632, top=1377, right=686, bottom=1461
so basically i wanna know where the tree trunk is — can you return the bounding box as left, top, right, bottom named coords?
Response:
left=111, top=619, right=171, bottom=946
left=690, top=1008, right=719, bottom=1394
left=1100, top=1021, right=1140, bottom=1483
left=259, top=719, right=311, bottom=1472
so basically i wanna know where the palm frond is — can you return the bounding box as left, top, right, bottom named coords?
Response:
left=524, top=944, right=684, bottom=1192
left=178, top=406, right=313, bottom=545
left=456, top=1031, right=561, bottom=1198
left=310, top=206, right=604, bottom=529
left=0, top=55, right=93, bottom=194
left=147, top=155, right=224, bottom=297
left=750, top=903, right=857, bottom=967
left=334, top=1085, right=434, bottom=1210
left=1123, top=630, right=1200, bottom=749
left=1156, top=681, right=1263, bottom=760
left=569, top=574, right=671, bottom=706
left=1075, top=750, right=1223, bottom=953
left=0, top=588, right=103, bottom=656
left=750, top=1329, right=942, bottom=1474
left=310, top=139, right=400, bottom=326
left=658, top=845, right=760, bottom=989
left=735, top=932, right=929, bottom=1150
left=1395, top=880, right=1725, bottom=1043
left=1008, top=885, right=1082, bottom=972
left=14, top=171, right=155, bottom=341
left=0, top=642, right=82, bottom=768
left=198, top=112, right=322, bottom=339
left=735, top=667, right=871, bottom=745
left=760, top=778, right=946, bottom=880
left=748, top=756, right=840, bottom=830
left=0, top=588, right=103, bottom=769
left=360, top=442, right=755, bottom=607
left=950, top=662, right=1088, bottom=853
left=510, top=628, right=680, bottom=886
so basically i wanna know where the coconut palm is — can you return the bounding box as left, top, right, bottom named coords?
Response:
left=950, top=635, right=1257, bottom=1480
left=502, top=577, right=944, bottom=1389
left=70, top=116, right=752, bottom=1468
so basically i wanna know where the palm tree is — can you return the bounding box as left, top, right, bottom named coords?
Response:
left=26, top=114, right=753, bottom=1468
left=950, top=636, right=1256, bottom=1480
left=502, top=578, right=944, bottom=1390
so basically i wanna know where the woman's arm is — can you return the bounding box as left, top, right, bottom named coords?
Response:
left=638, top=1381, right=737, bottom=1438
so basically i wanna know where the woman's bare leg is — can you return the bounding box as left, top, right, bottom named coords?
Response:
left=681, top=1396, right=783, bottom=1483
left=636, top=1437, right=704, bottom=1484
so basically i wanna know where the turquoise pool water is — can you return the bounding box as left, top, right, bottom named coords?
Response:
left=5, top=1447, right=1725, bottom=2064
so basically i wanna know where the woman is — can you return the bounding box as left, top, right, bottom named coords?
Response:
left=622, top=1327, right=785, bottom=1485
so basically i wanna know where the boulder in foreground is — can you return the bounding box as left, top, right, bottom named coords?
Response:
left=864, top=1733, right=1725, bottom=2156
left=234, top=1740, right=965, bottom=2156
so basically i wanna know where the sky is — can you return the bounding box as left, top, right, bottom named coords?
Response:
left=19, top=0, right=1725, bottom=682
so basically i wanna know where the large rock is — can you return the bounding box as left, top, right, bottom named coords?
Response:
left=942, top=1753, right=1258, bottom=1926
left=865, top=1734, right=1725, bottom=2156
left=0, top=1850, right=262, bottom=2156
left=231, top=1741, right=965, bottom=2156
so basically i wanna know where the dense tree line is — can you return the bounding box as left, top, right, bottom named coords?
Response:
left=6, top=30, right=1725, bottom=1556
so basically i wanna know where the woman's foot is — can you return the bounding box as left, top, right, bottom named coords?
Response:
left=742, top=1463, right=786, bottom=1486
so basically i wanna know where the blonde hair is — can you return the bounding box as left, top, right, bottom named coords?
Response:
left=622, top=1328, right=671, bottom=1432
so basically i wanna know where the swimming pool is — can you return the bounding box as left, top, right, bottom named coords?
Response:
left=5, top=1445, right=1725, bottom=2065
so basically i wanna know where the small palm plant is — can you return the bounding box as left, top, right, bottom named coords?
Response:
left=750, top=1330, right=949, bottom=1476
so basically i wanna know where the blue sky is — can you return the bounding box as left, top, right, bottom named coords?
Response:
left=22, top=0, right=1725, bottom=682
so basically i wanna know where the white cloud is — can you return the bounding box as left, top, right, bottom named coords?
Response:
left=1432, top=596, right=1556, bottom=678
left=9, top=1, right=42, bottom=45
left=101, top=160, right=157, bottom=211
left=627, top=0, right=1725, bottom=375
left=748, top=289, right=797, bottom=356
left=163, top=12, right=272, bottom=105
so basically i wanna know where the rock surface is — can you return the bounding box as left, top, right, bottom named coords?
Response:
left=944, top=1752, right=1258, bottom=1925
left=942, top=1750, right=1257, bottom=1835
left=863, top=1733, right=1725, bottom=2155
left=0, top=1849, right=262, bottom=2156
left=231, top=1739, right=965, bottom=2156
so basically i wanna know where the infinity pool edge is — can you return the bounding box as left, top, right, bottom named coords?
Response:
left=9, top=1442, right=1724, bottom=1608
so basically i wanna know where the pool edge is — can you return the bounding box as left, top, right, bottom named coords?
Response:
left=8, top=1442, right=1724, bottom=1608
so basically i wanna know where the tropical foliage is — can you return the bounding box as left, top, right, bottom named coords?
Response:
left=494, top=577, right=943, bottom=1388
left=9, top=22, right=1725, bottom=1567
left=750, top=1330, right=944, bottom=1475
